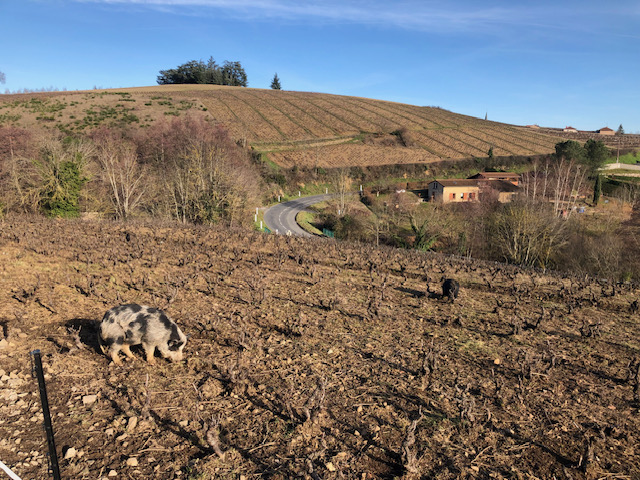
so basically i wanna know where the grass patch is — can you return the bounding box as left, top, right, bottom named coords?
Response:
left=608, top=152, right=640, bottom=165
left=296, top=210, right=324, bottom=236
left=253, top=207, right=269, bottom=232
left=0, top=113, right=22, bottom=124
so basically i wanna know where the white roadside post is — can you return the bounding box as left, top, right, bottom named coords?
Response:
left=0, top=460, right=22, bottom=480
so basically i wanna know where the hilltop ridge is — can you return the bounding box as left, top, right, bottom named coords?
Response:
left=0, top=85, right=565, bottom=168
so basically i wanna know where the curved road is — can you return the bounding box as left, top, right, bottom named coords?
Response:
left=263, top=194, right=334, bottom=237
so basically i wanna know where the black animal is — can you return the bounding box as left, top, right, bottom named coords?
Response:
left=442, top=278, right=460, bottom=303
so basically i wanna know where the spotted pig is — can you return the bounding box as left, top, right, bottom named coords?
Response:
left=98, top=304, right=187, bottom=365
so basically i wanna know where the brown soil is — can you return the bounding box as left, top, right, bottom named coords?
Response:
left=1, top=216, right=639, bottom=479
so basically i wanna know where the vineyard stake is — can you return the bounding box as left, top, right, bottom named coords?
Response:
left=30, top=350, right=61, bottom=480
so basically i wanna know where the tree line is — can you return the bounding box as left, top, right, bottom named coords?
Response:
left=0, top=117, right=263, bottom=225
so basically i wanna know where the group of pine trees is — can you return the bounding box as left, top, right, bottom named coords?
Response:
left=157, top=57, right=248, bottom=87
left=156, top=57, right=282, bottom=90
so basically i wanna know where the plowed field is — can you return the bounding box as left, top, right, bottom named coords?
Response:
left=1, top=216, right=640, bottom=479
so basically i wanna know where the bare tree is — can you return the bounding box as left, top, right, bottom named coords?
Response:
left=615, top=182, right=640, bottom=207
left=0, top=127, right=35, bottom=212
left=96, top=138, right=145, bottom=220
left=552, top=157, right=585, bottom=216
left=164, top=126, right=259, bottom=225
left=0, top=71, right=5, bottom=84
left=134, top=117, right=260, bottom=226
left=331, top=167, right=352, bottom=215
left=522, top=156, right=586, bottom=217
left=490, top=198, right=567, bottom=268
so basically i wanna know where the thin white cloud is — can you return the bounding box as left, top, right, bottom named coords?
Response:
left=73, top=0, right=638, bottom=36
left=69, top=0, right=558, bottom=31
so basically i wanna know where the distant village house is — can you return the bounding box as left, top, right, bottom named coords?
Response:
left=563, top=126, right=578, bottom=133
left=427, top=179, right=479, bottom=203
left=426, top=172, right=521, bottom=204
left=598, top=126, right=615, bottom=135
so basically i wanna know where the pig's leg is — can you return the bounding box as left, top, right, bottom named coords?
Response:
left=142, top=342, right=156, bottom=364
left=109, top=347, right=123, bottom=366
left=121, top=344, right=136, bottom=360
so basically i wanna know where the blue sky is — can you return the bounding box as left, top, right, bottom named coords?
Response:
left=1, top=0, right=639, bottom=132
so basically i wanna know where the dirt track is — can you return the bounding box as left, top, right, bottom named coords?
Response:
left=1, top=216, right=640, bottom=479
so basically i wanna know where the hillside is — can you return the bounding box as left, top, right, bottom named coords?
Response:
left=0, top=85, right=566, bottom=168
left=1, top=216, right=640, bottom=479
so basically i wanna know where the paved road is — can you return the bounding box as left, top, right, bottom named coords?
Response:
left=263, top=194, right=333, bottom=237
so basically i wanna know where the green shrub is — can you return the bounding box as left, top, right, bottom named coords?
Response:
left=334, top=214, right=368, bottom=242
left=40, top=160, right=87, bottom=218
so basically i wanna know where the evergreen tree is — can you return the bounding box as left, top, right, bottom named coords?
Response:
left=221, top=61, right=248, bottom=87
left=584, top=139, right=609, bottom=175
left=488, top=146, right=494, bottom=161
left=593, top=174, right=602, bottom=206
left=35, top=143, right=89, bottom=218
left=617, top=124, right=625, bottom=135
left=157, top=58, right=247, bottom=86
left=555, top=140, right=585, bottom=162
left=270, top=73, right=281, bottom=90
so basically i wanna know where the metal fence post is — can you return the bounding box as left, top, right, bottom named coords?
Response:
left=30, top=350, right=61, bottom=480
